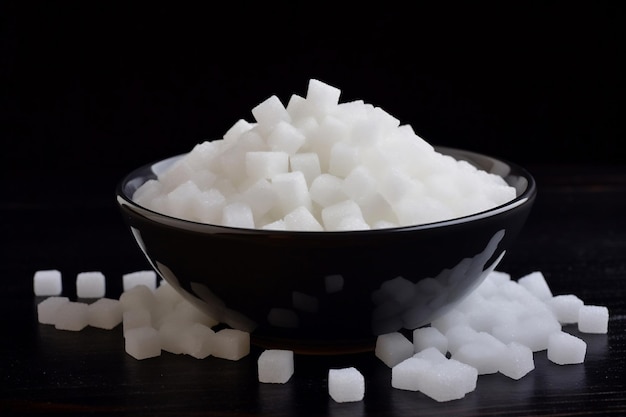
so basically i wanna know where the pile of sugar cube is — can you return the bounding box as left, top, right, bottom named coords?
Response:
left=132, top=79, right=516, bottom=231
left=34, top=269, right=250, bottom=361
left=34, top=268, right=609, bottom=404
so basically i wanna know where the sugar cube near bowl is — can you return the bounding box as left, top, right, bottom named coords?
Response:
left=328, top=367, right=365, bottom=403
left=33, top=269, right=63, bottom=296
left=258, top=349, right=294, bottom=384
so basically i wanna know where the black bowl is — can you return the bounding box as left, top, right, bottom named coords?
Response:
left=116, top=147, right=536, bottom=354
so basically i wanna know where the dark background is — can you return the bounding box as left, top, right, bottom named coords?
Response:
left=1, top=2, right=624, bottom=205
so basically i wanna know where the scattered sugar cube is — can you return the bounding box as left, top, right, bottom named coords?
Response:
left=123, top=270, right=157, bottom=292
left=37, top=296, right=70, bottom=325
left=414, top=346, right=449, bottom=364
left=578, top=305, right=609, bottom=334
left=119, top=284, right=157, bottom=312
left=258, top=349, right=294, bottom=384
left=392, top=356, right=431, bottom=391
left=87, top=298, right=122, bottom=330
left=221, top=202, right=255, bottom=228
left=413, top=326, right=448, bottom=354
left=181, top=323, right=216, bottom=359
left=33, top=269, right=63, bottom=296
left=451, top=336, right=507, bottom=375
left=517, top=271, right=553, bottom=301
left=547, top=294, right=584, bottom=324
left=123, top=309, right=152, bottom=336
left=547, top=332, right=587, bottom=365
left=76, top=271, right=106, bottom=298
left=375, top=332, right=414, bottom=368
left=212, top=328, right=250, bottom=361
left=417, top=359, right=478, bottom=402
left=158, top=318, right=190, bottom=354
left=54, top=301, right=89, bottom=331
left=125, top=326, right=161, bottom=360
left=498, top=342, right=535, bottom=380
left=328, top=367, right=365, bottom=403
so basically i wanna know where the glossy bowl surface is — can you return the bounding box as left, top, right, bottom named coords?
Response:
left=116, top=147, right=536, bottom=354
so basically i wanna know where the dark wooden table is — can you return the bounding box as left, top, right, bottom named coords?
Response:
left=2, top=163, right=625, bottom=416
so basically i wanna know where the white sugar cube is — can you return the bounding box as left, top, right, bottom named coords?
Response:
left=392, top=357, right=431, bottom=391
left=321, top=199, right=364, bottom=231
left=239, top=179, right=276, bottom=220
left=431, top=309, right=468, bottom=334
left=578, top=305, right=609, bottom=334
left=223, top=119, right=254, bottom=143
left=305, top=79, right=341, bottom=115
left=547, top=331, right=587, bottom=365
left=414, top=346, right=448, bottom=364
left=119, top=284, right=157, bottom=312
left=328, top=141, right=359, bottom=178
left=413, top=326, right=448, bottom=354
left=284, top=206, right=324, bottom=231
left=445, top=325, right=479, bottom=355
left=122, top=270, right=157, bottom=292
left=251, top=95, right=291, bottom=132
left=309, top=174, right=347, bottom=208
left=451, top=335, right=507, bottom=375
left=375, top=332, right=414, bottom=368
left=212, top=328, right=250, bottom=361
left=221, top=202, right=255, bottom=228
left=166, top=180, right=202, bottom=219
left=418, top=359, right=478, bottom=402
left=328, top=367, right=365, bottom=403
left=272, top=171, right=312, bottom=215
left=33, top=269, right=63, bottom=296
left=498, top=342, right=535, bottom=380
left=54, top=301, right=89, bottom=331
left=158, top=318, right=190, bottom=354
left=267, top=121, right=306, bottom=155
left=76, top=271, right=106, bottom=298
left=125, top=326, right=161, bottom=360
left=181, top=323, right=216, bottom=359
left=258, top=349, right=294, bottom=384
left=517, top=271, right=553, bottom=301
left=547, top=294, right=584, bottom=324
left=171, top=300, right=219, bottom=328
left=123, top=309, right=152, bottom=336
left=87, top=298, right=122, bottom=330
left=245, top=151, right=289, bottom=180
left=37, top=296, right=70, bottom=325
left=289, top=152, right=321, bottom=186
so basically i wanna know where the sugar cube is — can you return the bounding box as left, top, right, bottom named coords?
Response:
left=375, top=332, right=414, bottom=368
left=76, top=271, right=106, bottom=298
left=54, top=301, right=89, bottom=331
left=87, top=298, right=122, bottom=330
left=125, top=326, right=161, bottom=360
left=212, top=328, right=250, bottom=361
left=547, top=332, right=587, bottom=365
left=578, top=305, right=609, bottom=334
left=37, top=296, right=70, bottom=325
left=258, top=349, right=294, bottom=384
left=33, top=269, right=62, bottom=296
left=328, top=367, right=365, bottom=403
left=122, top=270, right=157, bottom=292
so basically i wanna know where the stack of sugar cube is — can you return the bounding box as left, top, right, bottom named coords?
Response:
left=375, top=270, right=609, bottom=402
left=35, top=268, right=251, bottom=361
left=132, top=79, right=516, bottom=231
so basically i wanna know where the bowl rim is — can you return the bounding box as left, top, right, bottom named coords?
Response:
left=116, top=146, right=537, bottom=235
